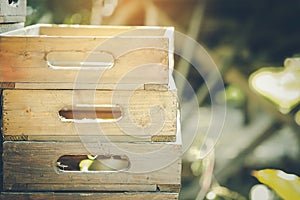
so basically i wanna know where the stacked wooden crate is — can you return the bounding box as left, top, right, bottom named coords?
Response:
left=0, top=24, right=181, bottom=199
left=0, top=0, right=26, bottom=33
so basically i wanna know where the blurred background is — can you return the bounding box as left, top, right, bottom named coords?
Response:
left=25, top=0, right=300, bottom=199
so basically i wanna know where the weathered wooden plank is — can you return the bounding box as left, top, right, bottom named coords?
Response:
left=0, top=0, right=26, bottom=23
left=0, top=24, right=172, bottom=36
left=3, top=90, right=177, bottom=142
left=0, top=192, right=178, bottom=200
left=11, top=83, right=168, bottom=90
left=38, top=25, right=169, bottom=37
left=0, top=24, right=173, bottom=89
left=3, top=135, right=150, bottom=142
left=3, top=183, right=157, bottom=192
left=3, top=141, right=182, bottom=192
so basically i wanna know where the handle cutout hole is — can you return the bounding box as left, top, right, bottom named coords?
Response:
left=47, top=51, right=114, bottom=70
left=8, top=0, right=18, bottom=4
left=56, top=155, right=130, bottom=172
left=8, top=0, right=19, bottom=7
left=59, top=105, right=122, bottom=123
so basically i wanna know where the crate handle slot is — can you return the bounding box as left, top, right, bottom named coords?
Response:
left=56, top=155, right=130, bottom=172
left=8, top=0, right=19, bottom=6
left=58, top=104, right=122, bottom=123
left=46, top=51, right=115, bottom=70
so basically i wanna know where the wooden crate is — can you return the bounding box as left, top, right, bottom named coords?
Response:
left=0, top=22, right=24, bottom=34
left=2, top=89, right=177, bottom=142
left=0, top=0, right=26, bottom=23
left=0, top=24, right=174, bottom=90
left=0, top=192, right=179, bottom=200
left=0, top=23, right=180, bottom=195
left=2, top=132, right=182, bottom=192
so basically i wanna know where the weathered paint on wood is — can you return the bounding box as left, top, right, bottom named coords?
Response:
left=3, top=89, right=178, bottom=142
left=0, top=192, right=178, bottom=200
left=3, top=141, right=181, bottom=192
left=0, top=23, right=24, bottom=34
left=0, top=0, right=26, bottom=23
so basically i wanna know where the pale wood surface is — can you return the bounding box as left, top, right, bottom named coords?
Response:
left=0, top=23, right=24, bottom=34
left=3, top=90, right=177, bottom=142
left=3, top=141, right=181, bottom=192
left=12, top=83, right=170, bottom=90
left=0, top=0, right=26, bottom=23
left=0, top=82, right=169, bottom=90
left=0, top=192, right=178, bottom=200
left=39, top=25, right=169, bottom=37
left=0, top=24, right=172, bottom=36
left=0, top=24, right=172, bottom=89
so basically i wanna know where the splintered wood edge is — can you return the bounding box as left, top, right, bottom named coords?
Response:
left=151, top=135, right=176, bottom=142
left=157, top=184, right=181, bottom=193
left=0, top=192, right=179, bottom=200
left=4, top=135, right=28, bottom=141
left=0, top=82, right=15, bottom=89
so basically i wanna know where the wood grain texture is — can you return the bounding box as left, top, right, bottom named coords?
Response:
left=0, top=192, right=178, bottom=200
left=0, top=24, right=172, bottom=89
left=11, top=83, right=168, bottom=90
left=38, top=25, right=169, bottom=37
left=3, top=90, right=177, bottom=142
left=3, top=141, right=182, bottom=192
left=0, top=0, right=26, bottom=23
left=0, top=82, right=15, bottom=88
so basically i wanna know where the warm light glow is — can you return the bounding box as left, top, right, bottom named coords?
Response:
left=206, top=191, right=217, bottom=200
left=250, top=67, right=300, bottom=114
left=250, top=184, right=271, bottom=200
left=277, top=170, right=297, bottom=181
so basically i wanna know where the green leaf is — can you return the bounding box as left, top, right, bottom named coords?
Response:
left=79, top=159, right=94, bottom=172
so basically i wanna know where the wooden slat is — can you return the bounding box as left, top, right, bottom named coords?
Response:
left=3, top=183, right=156, bottom=192
left=0, top=0, right=26, bottom=23
left=0, top=192, right=178, bottom=200
left=11, top=83, right=169, bottom=90
left=39, top=25, right=169, bottom=37
left=3, top=135, right=150, bottom=142
left=3, top=141, right=181, bottom=192
left=0, top=24, right=172, bottom=89
left=3, top=90, right=177, bottom=142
